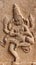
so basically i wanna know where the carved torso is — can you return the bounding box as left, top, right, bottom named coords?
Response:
left=2, top=4, right=35, bottom=64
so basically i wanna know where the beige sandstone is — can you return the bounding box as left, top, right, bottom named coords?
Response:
left=0, top=0, right=36, bottom=65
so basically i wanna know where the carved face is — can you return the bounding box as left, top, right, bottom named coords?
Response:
left=3, top=4, right=35, bottom=53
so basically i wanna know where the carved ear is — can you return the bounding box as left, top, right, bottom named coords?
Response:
left=13, top=4, right=24, bottom=25
left=28, top=14, right=35, bottom=30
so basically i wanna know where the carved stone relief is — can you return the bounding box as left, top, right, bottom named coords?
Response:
left=0, top=4, right=35, bottom=65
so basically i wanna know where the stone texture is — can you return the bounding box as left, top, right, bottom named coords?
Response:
left=0, top=0, right=36, bottom=65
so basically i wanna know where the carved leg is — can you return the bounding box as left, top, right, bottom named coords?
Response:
left=25, top=36, right=34, bottom=45
left=9, top=43, right=20, bottom=64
